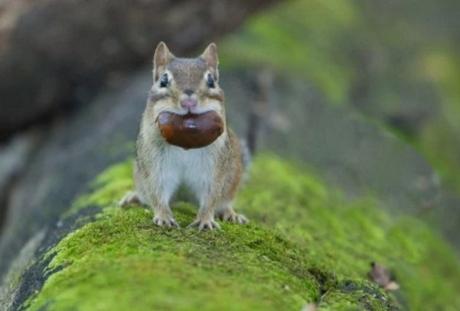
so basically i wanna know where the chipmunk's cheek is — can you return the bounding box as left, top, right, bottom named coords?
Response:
left=153, top=101, right=168, bottom=117
left=202, top=99, right=224, bottom=114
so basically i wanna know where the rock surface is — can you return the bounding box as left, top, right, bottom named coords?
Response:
left=0, top=132, right=40, bottom=231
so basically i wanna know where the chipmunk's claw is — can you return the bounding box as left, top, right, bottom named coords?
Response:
left=188, top=218, right=221, bottom=231
left=153, top=216, right=180, bottom=228
left=217, top=210, right=249, bottom=224
left=224, top=213, right=248, bottom=224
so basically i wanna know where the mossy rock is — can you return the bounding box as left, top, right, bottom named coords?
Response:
left=11, top=155, right=460, bottom=310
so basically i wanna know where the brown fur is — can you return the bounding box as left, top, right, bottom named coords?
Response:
left=119, top=42, right=248, bottom=230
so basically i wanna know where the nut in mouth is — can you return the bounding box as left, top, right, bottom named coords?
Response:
left=157, top=111, right=224, bottom=149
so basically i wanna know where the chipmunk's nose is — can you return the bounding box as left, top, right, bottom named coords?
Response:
left=181, top=98, right=197, bottom=110
left=183, top=89, right=194, bottom=96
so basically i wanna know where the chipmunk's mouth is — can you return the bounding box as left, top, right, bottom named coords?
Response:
left=161, top=106, right=217, bottom=116
left=182, top=114, right=199, bottom=129
left=156, top=112, right=218, bottom=129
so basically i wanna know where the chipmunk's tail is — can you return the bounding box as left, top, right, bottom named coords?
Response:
left=245, top=69, right=273, bottom=157
left=241, top=69, right=273, bottom=181
left=240, top=139, right=251, bottom=171
left=239, top=138, right=252, bottom=183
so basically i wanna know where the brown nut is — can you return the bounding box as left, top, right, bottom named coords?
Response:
left=157, top=111, right=224, bottom=149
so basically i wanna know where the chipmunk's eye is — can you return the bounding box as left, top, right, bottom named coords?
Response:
left=207, top=73, right=215, bottom=88
left=159, top=73, right=169, bottom=88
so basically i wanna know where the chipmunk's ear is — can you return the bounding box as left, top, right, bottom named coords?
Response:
left=201, top=43, right=219, bottom=78
left=153, top=42, right=173, bottom=81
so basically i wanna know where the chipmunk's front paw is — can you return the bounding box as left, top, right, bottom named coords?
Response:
left=119, top=191, right=141, bottom=208
left=153, top=215, right=179, bottom=228
left=188, top=218, right=221, bottom=231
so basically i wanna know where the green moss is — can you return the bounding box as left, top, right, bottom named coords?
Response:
left=239, top=155, right=460, bottom=310
left=63, top=160, right=134, bottom=217
left=24, top=155, right=460, bottom=310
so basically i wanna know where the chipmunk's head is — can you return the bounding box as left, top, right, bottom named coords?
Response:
left=149, top=42, right=224, bottom=119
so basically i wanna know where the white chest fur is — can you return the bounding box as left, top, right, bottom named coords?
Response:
left=152, top=138, right=223, bottom=206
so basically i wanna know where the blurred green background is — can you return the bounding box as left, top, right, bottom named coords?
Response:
left=221, top=0, right=460, bottom=194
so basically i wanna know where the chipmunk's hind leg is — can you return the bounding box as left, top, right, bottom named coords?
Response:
left=216, top=202, right=248, bottom=224
left=119, top=191, right=144, bottom=208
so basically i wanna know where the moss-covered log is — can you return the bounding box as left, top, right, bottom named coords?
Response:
left=2, top=155, right=459, bottom=310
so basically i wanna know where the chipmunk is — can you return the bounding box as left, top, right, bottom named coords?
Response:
left=119, top=42, right=248, bottom=230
